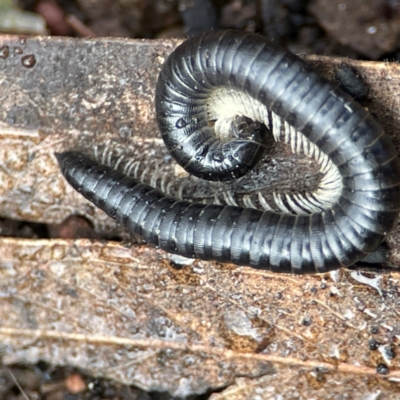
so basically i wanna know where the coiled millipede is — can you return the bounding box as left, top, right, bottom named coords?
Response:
left=56, top=30, right=400, bottom=274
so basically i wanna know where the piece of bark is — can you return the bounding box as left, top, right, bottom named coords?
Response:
left=1, top=35, right=400, bottom=232
left=1, top=35, right=400, bottom=259
left=0, top=237, right=400, bottom=397
left=0, top=35, right=183, bottom=235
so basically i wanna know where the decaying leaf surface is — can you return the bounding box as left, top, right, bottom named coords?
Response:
left=209, top=372, right=398, bottom=400
left=1, top=237, right=400, bottom=397
left=0, top=34, right=182, bottom=234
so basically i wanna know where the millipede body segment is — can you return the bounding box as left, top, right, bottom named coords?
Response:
left=56, top=30, right=400, bottom=274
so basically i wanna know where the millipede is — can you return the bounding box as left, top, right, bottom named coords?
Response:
left=56, top=30, right=400, bottom=274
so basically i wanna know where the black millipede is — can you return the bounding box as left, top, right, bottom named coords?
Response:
left=56, top=30, right=400, bottom=274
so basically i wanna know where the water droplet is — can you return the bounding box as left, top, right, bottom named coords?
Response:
left=118, top=126, right=131, bottom=138
left=19, top=37, right=26, bottom=45
left=376, top=364, right=389, bottom=375
left=0, top=46, right=9, bottom=59
left=21, top=55, right=36, bottom=68
left=338, top=3, right=346, bottom=11
left=367, top=26, right=377, bottom=34
left=176, top=118, right=187, bottom=128
left=14, top=47, right=23, bottom=55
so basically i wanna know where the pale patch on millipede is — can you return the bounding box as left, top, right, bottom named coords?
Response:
left=89, top=112, right=327, bottom=215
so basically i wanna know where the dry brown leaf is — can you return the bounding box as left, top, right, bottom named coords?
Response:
left=0, top=238, right=400, bottom=397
